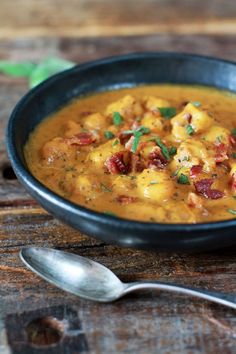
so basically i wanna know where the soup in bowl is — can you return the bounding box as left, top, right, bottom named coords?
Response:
left=7, top=53, right=236, bottom=250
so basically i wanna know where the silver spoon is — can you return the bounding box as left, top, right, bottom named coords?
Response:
left=20, top=247, right=236, bottom=309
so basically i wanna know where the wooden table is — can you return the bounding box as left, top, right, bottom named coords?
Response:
left=1, top=1, right=236, bottom=353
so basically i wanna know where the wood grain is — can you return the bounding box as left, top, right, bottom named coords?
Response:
left=1, top=31, right=236, bottom=354
left=0, top=0, right=236, bottom=37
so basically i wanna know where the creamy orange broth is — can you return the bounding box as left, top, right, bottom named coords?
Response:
left=24, top=84, right=236, bottom=223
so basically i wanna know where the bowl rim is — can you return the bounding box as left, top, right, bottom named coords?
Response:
left=6, top=51, right=236, bottom=232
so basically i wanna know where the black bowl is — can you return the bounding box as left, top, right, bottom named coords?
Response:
left=6, top=52, right=236, bottom=251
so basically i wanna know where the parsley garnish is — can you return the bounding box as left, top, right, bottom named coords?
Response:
left=131, top=131, right=142, bottom=153
left=186, top=124, right=195, bottom=135
left=177, top=174, right=190, bottom=185
left=231, top=128, right=236, bottom=137
left=104, top=131, right=115, bottom=139
left=191, top=101, right=201, bottom=107
left=113, top=112, right=124, bottom=126
left=232, top=153, right=236, bottom=159
left=232, top=196, right=236, bottom=199
left=158, top=107, right=176, bottom=119
left=227, top=209, right=236, bottom=215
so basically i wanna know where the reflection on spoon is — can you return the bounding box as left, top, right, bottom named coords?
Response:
left=20, top=247, right=236, bottom=309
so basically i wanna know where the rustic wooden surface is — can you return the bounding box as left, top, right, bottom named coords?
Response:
left=1, top=1, right=236, bottom=353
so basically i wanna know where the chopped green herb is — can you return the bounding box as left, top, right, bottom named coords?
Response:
left=232, top=196, right=236, bottom=199
left=231, top=128, right=236, bottom=137
left=158, top=107, right=176, bottom=119
left=216, top=135, right=223, bottom=144
left=131, top=131, right=142, bottom=153
left=186, top=124, right=195, bottom=135
left=113, top=112, right=124, bottom=126
left=112, top=139, right=119, bottom=147
left=104, top=211, right=117, bottom=217
left=100, top=183, right=112, bottom=193
left=177, top=173, right=190, bottom=185
left=149, top=180, right=158, bottom=185
left=227, top=208, right=236, bottom=215
left=137, top=126, right=151, bottom=134
left=169, top=146, right=177, bottom=156
left=155, top=137, right=170, bottom=160
left=104, top=131, right=115, bottom=139
left=232, top=153, right=236, bottom=159
left=183, top=156, right=190, bottom=161
left=122, top=125, right=150, bottom=135
left=172, top=167, right=182, bottom=177
left=191, top=101, right=201, bottom=107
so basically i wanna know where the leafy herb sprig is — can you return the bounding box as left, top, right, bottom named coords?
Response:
left=0, top=57, right=76, bottom=88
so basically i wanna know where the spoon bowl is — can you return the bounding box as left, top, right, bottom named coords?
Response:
left=20, top=247, right=125, bottom=302
left=20, top=247, right=236, bottom=309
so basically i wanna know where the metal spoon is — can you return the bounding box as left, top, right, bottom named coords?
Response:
left=20, top=247, right=236, bottom=309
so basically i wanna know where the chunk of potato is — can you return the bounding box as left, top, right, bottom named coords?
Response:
left=171, top=103, right=214, bottom=141
left=83, top=112, right=108, bottom=130
left=142, top=96, right=171, bottom=111
left=112, top=175, right=137, bottom=197
left=74, top=174, right=99, bottom=196
left=202, top=125, right=230, bottom=145
left=136, top=169, right=174, bottom=202
left=141, top=112, right=163, bottom=133
left=41, top=137, right=76, bottom=165
left=86, top=139, right=123, bottom=169
left=105, top=95, right=143, bottom=119
left=64, top=120, right=82, bottom=138
left=174, top=139, right=215, bottom=172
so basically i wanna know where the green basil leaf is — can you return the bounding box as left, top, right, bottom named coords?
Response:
left=29, top=57, right=75, bottom=88
left=0, top=61, right=36, bottom=77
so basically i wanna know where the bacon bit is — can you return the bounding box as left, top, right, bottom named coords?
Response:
left=105, top=151, right=131, bottom=174
left=125, top=136, right=135, bottom=150
left=148, top=147, right=168, bottom=170
left=119, top=132, right=132, bottom=145
left=116, top=195, right=137, bottom=204
left=215, top=143, right=228, bottom=163
left=187, top=192, right=203, bottom=209
left=194, top=178, right=224, bottom=199
left=190, top=165, right=202, bottom=179
left=131, top=154, right=145, bottom=172
left=65, top=132, right=96, bottom=146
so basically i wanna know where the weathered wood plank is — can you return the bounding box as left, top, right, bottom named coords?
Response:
left=0, top=0, right=236, bottom=37
left=1, top=34, right=236, bottom=353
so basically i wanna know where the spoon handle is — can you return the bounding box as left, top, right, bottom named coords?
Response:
left=124, top=282, right=236, bottom=310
